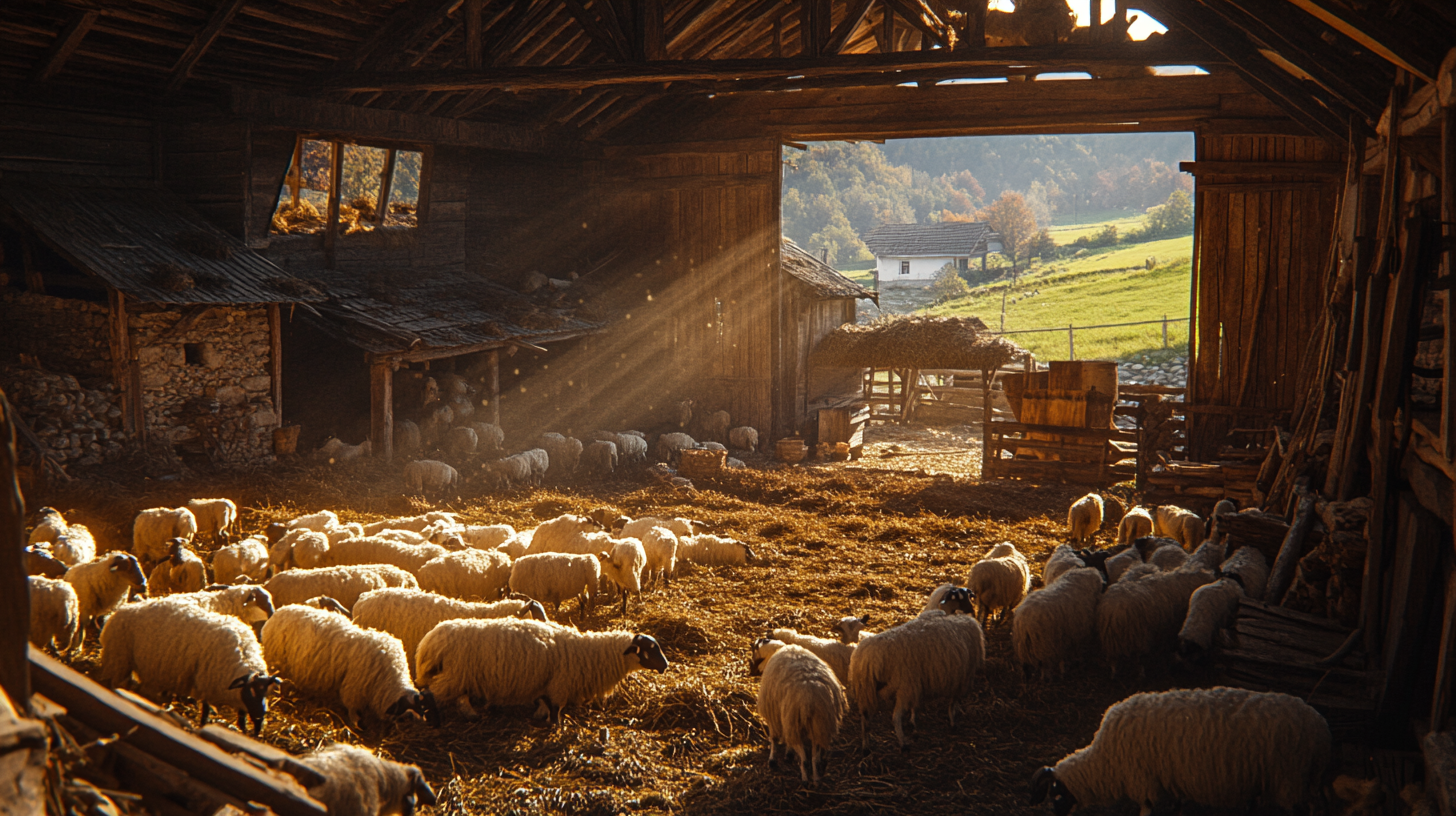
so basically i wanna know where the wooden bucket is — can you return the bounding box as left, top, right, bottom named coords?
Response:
left=775, top=437, right=808, bottom=464
left=273, top=425, right=301, bottom=455
left=678, top=448, right=726, bottom=479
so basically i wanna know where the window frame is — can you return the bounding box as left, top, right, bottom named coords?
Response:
left=899, top=260, right=911, bottom=275
left=275, top=134, right=432, bottom=244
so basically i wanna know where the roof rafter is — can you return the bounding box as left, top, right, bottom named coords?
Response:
left=561, top=0, right=630, bottom=61
left=825, top=0, right=875, bottom=56
left=32, top=8, right=101, bottom=82
left=165, top=0, right=249, bottom=93
left=1282, top=0, right=1439, bottom=83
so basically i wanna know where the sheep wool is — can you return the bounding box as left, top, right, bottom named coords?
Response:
left=1148, top=544, right=1189, bottom=572
left=415, top=617, right=669, bottom=723
left=848, top=613, right=983, bottom=748
left=265, top=564, right=418, bottom=610
left=287, top=509, right=341, bottom=533
left=167, top=585, right=275, bottom=624
left=499, top=529, right=533, bottom=560
left=1097, top=539, right=1224, bottom=676
left=655, top=432, right=696, bottom=463
left=1177, top=547, right=1270, bottom=656
left=51, top=524, right=96, bottom=568
left=525, top=514, right=600, bottom=556
left=1012, top=567, right=1104, bottom=678
left=435, top=523, right=514, bottom=551
left=66, top=552, right=148, bottom=638
left=403, top=459, right=460, bottom=494
left=470, top=422, right=505, bottom=451
left=29, top=575, right=79, bottom=652
left=596, top=538, right=646, bottom=613
left=148, top=541, right=207, bottom=596
left=729, top=426, right=759, bottom=452
left=538, top=433, right=584, bottom=478
left=313, top=536, right=448, bottom=574
left=1033, top=687, right=1331, bottom=814
left=1154, top=505, right=1202, bottom=549
left=1208, top=498, right=1237, bottom=540
left=361, top=513, right=457, bottom=536
left=186, top=498, right=238, bottom=544
left=638, top=526, right=678, bottom=586
left=769, top=628, right=855, bottom=685
left=1104, top=544, right=1143, bottom=583
left=213, top=536, right=269, bottom=585
left=132, top=507, right=199, bottom=565
left=1116, top=507, right=1154, bottom=547
left=298, top=744, right=437, bottom=816
left=508, top=553, right=600, bottom=616
left=613, top=433, right=648, bottom=464
left=583, top=440, right=618, bottom=475
left=24, top=546, right=67, bottom=579
left=1219, top=545, right=1270, bottom=600
left=352, top=587, right=547, bottom=669
left=1067, top=494, right=1103, bottom=545
left=966, top=542, right=1031, bottom=625
left=417, top=548, right=512, bottom=601
left=28, top=507, right=68, bottom=547
left=832, top=615, right=873, bottom=644
left=260, top=605, right=432, bottom=727
left=1042, top=544, right=1085, bottom=586
left=679, top=534, right=753, bottom=566
left=273, top=529, right=330, bottom=571
left=750, top=640, right=846, bottom=782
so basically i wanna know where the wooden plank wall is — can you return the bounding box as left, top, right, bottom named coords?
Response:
left=0, top=101, right=155, bottom=183
left=1187, top=134, right=1340, bottom=458
left=161, top=116, right=250, bottom=240
left=789, top=291, right=858, bottom=430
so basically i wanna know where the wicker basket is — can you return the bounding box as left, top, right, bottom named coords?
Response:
left=775, top=437, right=808, bottom=464
left=678, top=448, right=726, bottom=479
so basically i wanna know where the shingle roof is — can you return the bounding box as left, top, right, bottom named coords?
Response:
left=862, top=222, right=999, bottom=258
left=0, top=183, right=324, bottom=305
left=781, top=238, right=876, bottom=302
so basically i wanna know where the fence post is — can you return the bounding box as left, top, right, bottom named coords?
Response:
left=1162, top=314, right=1169, bottom=349
left=1068, top=324, right=1075, bottom=360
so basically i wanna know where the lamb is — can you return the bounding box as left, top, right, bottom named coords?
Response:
left=525, top=514, right=601, bottom=556
left=29, top=575, right=79, bottom=652
left=308, top=536, right=449, bottom=574
left=701, top=410, right=731, bottom=444
left=486, top=449, right=549, bottom=489
left=1030, top=687, right=1331, bottom=815
left=768, top=628, right=855, bottom=685
left=352, top=587, right=548, bottom=669
left=729, top=426, right=759, bottom=453
left=260, top=605, right=437, bottom=727
left=749, top=638, right=846, bottom=782
left=922, top=583, right=977, bottom=617
left=499, top=529, right=533, bottom=560
left=678, top=534, right=754, bottom=566
left=1097, top=538, right=1225, bottom=677
left=1116, top=506, right=1154, bottom=547
left=414, top=617, right=669, bottom=723
left=431, top=523, right=514, bottom=551
left=1042, top=544, right=1085, bottom=586
left=638, top=526, right=678, bottom=586
left=287, top=509, right=342, bottom=533
left=832, top=614, right=873, bottom=644
left=295, top=744, right=437, bottom=816
left=1178, top=547, right=1270, bottom=659
left=65, top=552, right=148, bottom=640
left=470, top=422, right=505, bottom=451
left=167, top=585, right=275, bottom=624
left=848, top=612, right=984, bottom=748
left=654, top=432, right=696, bottom=464
left=24, top=545, right=67, bottom=578
left=538, top=433, right=584, bottom=478
left=147, top=539, right=208, bottom=596
left=595, top=538, right=646, bottom=614
left=28, top=506, right=68, bottom=546
left=264, top=564, right=418, bottom=610
left=51, top=524, right=96, bottom=567
left=1154, top=505, right=1204, bottom=549
left=269, top=529, right=328, bottom=572
left=619, top=516, right=696, bottom=541
left=186, top=498, right=238, bottom=545
left=99, top=599, right=280, bottom=735
left=417, top=548, right=513, bottom=601
left=1012, top=567, right=1105, bottom=678
left=403, top=459, right=459, bottom=495
left=132, top=507, right=199, bottom=565
left=966, top=542, right=1031, bottom=625
left=508, top=553, right=600, bottom=617
left=212, top=536, right=269, bottom=584
left=583, top=440, right=618, bottom=476
left=1067, top=493, right=1103, bottom=545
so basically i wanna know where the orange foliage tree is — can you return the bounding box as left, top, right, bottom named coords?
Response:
left=977, top=191, right=1038, bottom=281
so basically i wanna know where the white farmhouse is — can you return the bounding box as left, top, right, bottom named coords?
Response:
left=862, top=222, right=1001, bottom=289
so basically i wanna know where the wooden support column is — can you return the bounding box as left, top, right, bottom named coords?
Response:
left=376, top=149, right=397, bottom=225
left=107, top=290, right=134, bottom=435
left=267, top=304, right=283, bottom=425
left=487, top=349, right=500, bottom=426
left=0, top=388, right=30, bottom=713
left=981, top=366, right=994, bottom=476
left=323, top=141, right=343, bottom=268
left=1377, top=493, right=1443, bottom=722
left=1430, top=562, right=1456, bottom=731
left=1443, top=104, right=1456, bottom=459
left=464, top=0, right=483, bottom=68
left=370, top=359, right=393, bottom=462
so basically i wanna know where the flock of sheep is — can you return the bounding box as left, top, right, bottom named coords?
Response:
left=21, top=485, right=1338, bottom=815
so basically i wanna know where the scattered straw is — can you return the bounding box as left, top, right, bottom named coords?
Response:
left=813, top=315, right=1024, bottom=371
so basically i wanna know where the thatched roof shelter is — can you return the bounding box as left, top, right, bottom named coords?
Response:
left=812, top=315, right=1024, bottom=372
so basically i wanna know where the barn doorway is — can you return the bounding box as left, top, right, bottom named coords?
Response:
left=279, top=312, right=371, bottom=452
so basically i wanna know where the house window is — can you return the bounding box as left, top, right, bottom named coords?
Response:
left=183, top=343, right=204, bottom=366
left=899, top=261, right=910, bottom=275
left=271, top=137, right=425, bottom=236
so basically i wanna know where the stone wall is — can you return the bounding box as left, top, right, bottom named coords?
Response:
left=1, top=364, right=128, bottom=466
left=0, top=290, right=111, bottom=377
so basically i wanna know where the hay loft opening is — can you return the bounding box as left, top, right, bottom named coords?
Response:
left=271, top=137, right=424, bottom=236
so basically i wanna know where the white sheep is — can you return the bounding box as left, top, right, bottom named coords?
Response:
left=213, top=536, right=269, bottom=584
left=403, top=460, right=459, bottom=494
left=1148, top=543, right=1189, bottom=571
left=259, top=605, right=436, bottom=727
left=768, top=627, right=855, bottom=685
left=431, top=523, right=514, bottom=551
left=470, top=422, right=504, bottom=451
left=595, top=537, right=645, bottom=614
left=701, top=410, right=731, bottom=444
left=394, top=419, right=422, bottom=455
left=525, top=514, right=600, bottom=556
left=319, top=437, right=371, bottom=463
left=147, top=539, right=208, bottom=596
left=583, top=440, right=617, bottom=476
left=28, top=506, right=68, bottom=547
left=352, top=587, right=548, bottom=669
left=287, top=509, right=341, bottom=532
left=1097, top=538, right=1225, bottom=677
left=848, top=612, right=984, bottom=749
left=832, top=614, right=873, bottom=644
left=51, top=524, right=96, bottom=567
left=499, top=529, right=533, bottom=560
left=486, top=449, right=549, bottom=489
left=1012, top=566, right=1105, bottom=678
left=444, top=426, right=477, bottom=458
left=186, top=498, right=238, bottom=544
left=99, top=599, right=280, bottom=735
left=1116, top=506, right=1154, bottom=547
left=538, top=433, right=583, bottom=478
left=268, top=528, right=326, bottom=572
left=1208, top=498, right=1237, bottom=540
left=1104, top=543, right=1143, bottom=582
left=638, top=526, right=678, bottom=586
left=613, top=432, right=648, bottom=464
left=132, top=507, right=198, bottom=565
left=508, top=553, right=600, bottom=617
left=309, top=536, right=448, bottom=574
left=417, top=548, right=512, bottom=601
left=1177, top=547, right=1269, bottom=658
left=921, top=583, right=976, bottom=617
left=65, top=552, right=148, bottom=642
left=655, top=432, right=696, bottom=463
left=619, top=515, right=696, bottom=541
left=729, top=426, right=759, bottom=453
left=749, top=639, right=846, bottom=782
left=1155, top=505, right=1204, bottom=549
left=415, top=617, right=668, bottom=723
left=1067, top=493, right=1103, bottom=545
left=296, top=744, right=437, bottom=816
left=1030, top=687, right=1331, bottom=815
left=361, top=513, right=457, bottom=535
left=166, top=585, right=275, bottom=625
left=678, top=534, right=754, bottom=566
left=1042, top=544, right=1085, bottom=586
left=966, top=542, right=1031, bottom=625
left=29, top=575, right=79, bottom=653
left=264, top=564, right=418, bottom=610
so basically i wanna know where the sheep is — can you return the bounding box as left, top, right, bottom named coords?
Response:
left=848, top=612, right=984, bottom=749
left=51, top=524, right=96, bottom=567
left=361, top=513, right=457, bottom=535
left=638, top=526, right=678, bottom=586
left=966, top=542, right=1030, bottom=625
left=729, top=426, right=759, bottom=453
left=394, top=419, right=422, bottom=455
left=29, top=575, right=79, bottom=653
left=319, top=437, right=371, bottom=463
left=619, top=515, right=696, bottom=541
left=726, top=457, right=746, bottom=469
left=417, top=549, right=513, bottom=601
left=167, top=585, right=276, bottom=625
left=1104, top=543, right=1143, bottom=583
left=1177, top=547, right=1270, bottom=659
left=832, top=614, right=873, bottom=644
left=309, top=536, right=448, bottom=574
left=288, top=509, right=341, bottom=533
left=1030, top=687, right=1331, bottom=815
left=1042, top=544, right=1085, bottom=586
left=24, top=545, right=67, bottom=578
left=538, top=433, right=583, bottom=478
left=212, top=536, right=269, bottom=584
left=264, top=564, right=418, bottom=610
left=698, top=441, right=726, bottom=452
left=470, top=422, right=504, bottom=451
left=99, top=599, right=280, bottom=735
left=1101, top=495, right=1126, bottom=529
left=749, top=639, right=846, bottom=782
left=1067, top=493, right=1103, bottom=545
left=701, top=410, right=731, bottom=444
left=1147, top=543, right=1189, bottom=571
left=186, top=498, right=238, bottom=545
left=1097, top=538, right=1225, bottom=677
left=147, top=539, right=208, bottom=596
left=269, top=529, right=328, bottom=572
left=678, top=534, right=754, bottom=566
left=583, top=440, right=617, bottom=476
left=614, top=432, right=648, bottom=464
left=595, top=537, right=646, bottom=614
left=415, top=617, right=669, bottom=723
left=28, top=506, right=68, bottom=546
left=525, top=514, right=600, bottom=556
left=431, top=523, right=514, bottom=551
left=352, top=587, right=548, bottom=669
left=499, top=529, right=533, bottom=560
left=296, top=744, right=438, bottom=816
left=65, top=552, right=148, bottom=640
left=486, top=449, right=549, bottom=489
left=921, top=583, right=976, bottom=617
left=508, top=553, right=600, bottom=617
left=655, top=432, right=696, bottom=464
left=304, top=596, right=351, bottom=617
left=132, top=507, right=199, bottom=565
left=444, top=426, right=477, bottom=458
left=403, top=459, right=459, bottom=495
left=1117, top=506, right=1154, bottom=547
left=1154, top=505, right=1204, bottom=549
left=260, top=605, right=436, bottom=727
left=768, top=628, right=855, bottom=685
left=1012, top=566, right=1105, bottom=678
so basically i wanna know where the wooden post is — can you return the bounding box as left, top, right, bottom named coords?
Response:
left=323, top=141, right=343, bottom=269
left=267, top=304, right=283, bottom=426
left=1443, top=105, right=1456, bottom=459
left=487, top=349, right=500, bottom=426
left=288, top=135, right=301, bottom=209
left=981, top=366, right=994, bottom=475
left=370, top=359, right=393, bottom=462
left=1264, top=491, right=1316, bottom=604
left=1068, top=324, right=1075, bottom=360
left=108, top=290, right=132, bottom=434
left=973, top=0, right=987, bottom=47
left=1162, top=314, right=1169, bottom=348
left=376, top=148, right=397, bottom=225
left=1429, top=563, right=1456, bottom=731
left=1090, top=0, right=1101, bottom=42
left=0, top=389, right=30, bottom=713
left=464, top=0, right=482, bottom=68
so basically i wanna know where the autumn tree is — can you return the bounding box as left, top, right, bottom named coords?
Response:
left=978, top=191, right=1038, bottom=282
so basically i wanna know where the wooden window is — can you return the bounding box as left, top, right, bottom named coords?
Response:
left=271, top=137, right=426, bottom=236
left=899, top=261, right=910, bottom=275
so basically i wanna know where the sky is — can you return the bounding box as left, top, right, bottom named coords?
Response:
left=987, top=1, right=1170, bottom=40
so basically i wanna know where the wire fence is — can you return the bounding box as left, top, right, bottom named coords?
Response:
left=991, top=316, right=1191, bottom=361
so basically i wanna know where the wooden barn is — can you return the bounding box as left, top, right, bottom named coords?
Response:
left=779, top=236, right=876, bottom=431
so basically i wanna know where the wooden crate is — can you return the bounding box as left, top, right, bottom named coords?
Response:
left=818, top=405, right=868, bottom=459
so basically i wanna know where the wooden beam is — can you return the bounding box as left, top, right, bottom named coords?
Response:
left=370, top=361, right=393, bottom=462
left=825, top=0, right=875, bottom=55
left=583, top=93, right=661, bottom=139
left=1179, top=160, right=1344, bottom=176
left=376, top=148, right=397, bottom=225
left=31, top=9, right=99, bottom=83
left=268, top=304, right=283, bottom=427
left=562, top=0, right=630, bottom=61
left=340, top=0, right=461, bottom=73
left=1283, top=0, right=1438, bottom=83
left=637, top=0, right=665, bottom=60
left=1264, top=491, right=1316, bottom=603
left=166, top=0, right=248, bottom=94
left=465, top=0, right=483, bottom=68
left=323, top=141, right=342, bottom=268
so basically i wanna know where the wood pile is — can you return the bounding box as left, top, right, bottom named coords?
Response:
left=1216, top=508, right=1292, bottom=561
left=1284, top=497, right=1373, bottom=627
left=1144, top=460, right=1260, bottom=507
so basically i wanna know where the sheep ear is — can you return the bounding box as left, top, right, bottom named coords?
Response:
left=1030, top=767, right=1057, bottom=805
left=860, top=614, right=871, bottom=624
left=228, top=674, right=253, bottom=691
left=411, top=768, right=438, bottom=806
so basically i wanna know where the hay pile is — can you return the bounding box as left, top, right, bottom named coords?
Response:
left=813, top=315, right=1023, bottom=372
left=270, top=199, right=324, bottom=234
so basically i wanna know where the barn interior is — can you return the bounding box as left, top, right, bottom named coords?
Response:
left=1, top=0, right=1455, bottom=813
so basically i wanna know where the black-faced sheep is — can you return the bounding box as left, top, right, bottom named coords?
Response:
left=352, top=587, right=548, bottom=670
left=212, top=536, right=269, bottom=584
left=65, top=552, right=148, bottom=643
left=28, top=506, right=68, bottom=547
left=1012, top=566, right=1104, bottom=678
left=296, top=743, right=438, bottom=816
left=847, top=612, right=984, bottom=749
left=148, top=539, right=208, bottom=595
left=51, top=524, right=96, bottom=567
left=1067, top=494, right=1103, bottom=545
left=264, top=564, right=418, bottom=611
left=749, top=638, right=846, bottom=782
left=132, top=507, right=198, bottom=565
left=966, top=542, right=1031, bottom=625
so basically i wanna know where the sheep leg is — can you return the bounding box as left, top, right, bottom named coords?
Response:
left=792, top=743, right=809, bottom=783
left=810, top=743, right=822, bottom=783
left=947, top=700, right=956, bottom=730
left=892, top=701, right=910, bottom=749
left=766, top=737, right=779, bottom=770
left=199, top=701, right=212, bottom=726
left=858, top=713, right=868, bottom=750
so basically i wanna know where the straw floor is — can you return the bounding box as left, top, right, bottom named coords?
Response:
left=46, top=461, right=1215, bottom=816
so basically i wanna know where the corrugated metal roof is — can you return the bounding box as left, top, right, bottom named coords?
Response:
left=0, top=183, right=324, bottom=305
left=781, top=237, right=876, bottom=302
left=862, top=222, right=1000, bottom=258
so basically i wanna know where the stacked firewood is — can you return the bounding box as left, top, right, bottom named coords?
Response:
left=1284, top=497, right=1372, bottom=626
